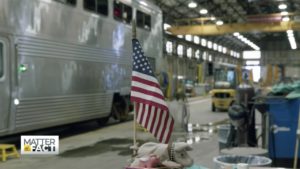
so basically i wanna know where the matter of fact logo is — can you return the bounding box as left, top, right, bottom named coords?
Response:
left=21, top=136, right=59, bottom=155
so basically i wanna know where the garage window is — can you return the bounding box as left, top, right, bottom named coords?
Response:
left=166, top=41, right=173, bottom=54
left=0, top=43, right=3, bottom=77
left=195, top=50, right=200, bottom=59
left=84, top=0, right=108, bottom=16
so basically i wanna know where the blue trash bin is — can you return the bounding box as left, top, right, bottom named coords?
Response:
left=267, top=98, right=300, bottom=164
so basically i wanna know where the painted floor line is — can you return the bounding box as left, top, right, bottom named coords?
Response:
left=188, top=98, right=210, bottom=105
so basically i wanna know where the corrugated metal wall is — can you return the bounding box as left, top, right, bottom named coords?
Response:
left=261, top=50, right=300, bottom=65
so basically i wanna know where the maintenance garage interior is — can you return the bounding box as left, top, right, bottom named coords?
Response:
left=0, top=0, right=300, bottom=169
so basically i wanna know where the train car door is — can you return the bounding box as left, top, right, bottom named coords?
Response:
left=0, top=38, right=10, bottom=131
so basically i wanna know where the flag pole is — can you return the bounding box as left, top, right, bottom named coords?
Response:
left=132, top=19, right=137, bottom=157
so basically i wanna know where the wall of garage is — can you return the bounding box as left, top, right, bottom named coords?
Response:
left=155, top=33, right=243, bottom=99
left=261, top=50, right=300, bottom=80
left=261, top=50, right=300, bottom=65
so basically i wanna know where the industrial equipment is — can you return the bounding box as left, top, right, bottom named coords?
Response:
left=266, top=97, right=300, bottom=167
left=210, top=63, right=239, bottom=112
left=213, top=65, right=258, bottom=152
left=227, top=83, right=257, bottom=147
left=210, top=63, right=254, bottom=112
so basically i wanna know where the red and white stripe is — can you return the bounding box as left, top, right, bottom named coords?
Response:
left=135, top=102, right=174, bottom=143
left=131, top=71, right=174, bottom=143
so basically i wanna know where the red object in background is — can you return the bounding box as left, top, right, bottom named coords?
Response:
left=114, top=8, right=121, bottom=17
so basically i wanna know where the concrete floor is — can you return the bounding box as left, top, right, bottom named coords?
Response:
left=0, top=97, right=230, bottom=169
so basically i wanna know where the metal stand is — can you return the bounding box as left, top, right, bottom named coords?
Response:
left=293, top=106, right=300, bottom=169
left=131, top=20, right=138, bottom=158
left=294, top=135, right=299, bottom=169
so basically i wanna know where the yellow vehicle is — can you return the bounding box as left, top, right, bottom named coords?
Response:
left=211, top=88, right=236, bottom=111
left=210, top=63, right=239, bottom=112
left=209, top=62, right=254, bottom=111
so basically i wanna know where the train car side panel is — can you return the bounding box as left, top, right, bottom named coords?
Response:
left=0, top=0, right=163, bottom=136
left=0, top=36, right=10, bottom=132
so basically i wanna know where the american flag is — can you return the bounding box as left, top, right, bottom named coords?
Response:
left=130, top=39, right=174, bottom=143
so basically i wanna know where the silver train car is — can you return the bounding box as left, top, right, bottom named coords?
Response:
left=0, top=0, right=163, bottom=136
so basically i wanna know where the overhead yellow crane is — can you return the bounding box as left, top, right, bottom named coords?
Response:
left=167, top=13, right=300, bottom=36
left=167, top=21, right=300, bottom=36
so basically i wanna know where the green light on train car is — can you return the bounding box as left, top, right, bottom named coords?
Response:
left=19, top=64, right=27, bottom=72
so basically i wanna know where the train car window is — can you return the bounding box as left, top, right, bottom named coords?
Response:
left=84, top=0, right=108, bottom=16
left=144, top=14, right=151, bottom=30
left=137, top=11, right=144, bottom=28
left=113, top=1, right=122, bottom=20
left=113, top=1, right=132, bottom=24
left=96, top=0, right=108, bottom=16
left=0, top=43, right=3, bottom=77
left=136, top=10, right=151, bottom=30
left=123, top=4, right=132, bottom=23
left=54, top=0, right=76, bottom=6
left=84, top=0, right=96, bottom=11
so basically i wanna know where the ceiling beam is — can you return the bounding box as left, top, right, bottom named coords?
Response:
left=167, top=21, right=300, bottom=36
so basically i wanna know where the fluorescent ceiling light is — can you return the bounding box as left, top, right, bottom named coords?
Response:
left=287, top=30, right=297, bottom=50
left=288, top=36, right=295, bottom=41
left=216, top=20, right=223, bottom=25
left=287, top=33, right=294, bottom=37
left=287, top=33, right=294, bottom=38
left=282, top=17, right=290, bottom=22
left=233, top=32, right=240, bottom=36
left=237, top=35, right=243, bottom=39
left=287, top=30, right=293, bottom=34
left=280, top=11, right=288, bottom=15
left=242, top=38, right=248, bottom=42
left=188, top=1, right=197, bottom=8
left=235, top=34, right=260, bottom=50
left=200, top=9, right=208, bottom=14
left=163, top=23, right=171, bottom=30
left=278, top=4, right=287, bottom=10
left=289, top=39, right=297, bottom=49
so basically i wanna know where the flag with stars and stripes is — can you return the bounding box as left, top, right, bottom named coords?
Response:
left=130, top=39, right=174, bottom=144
